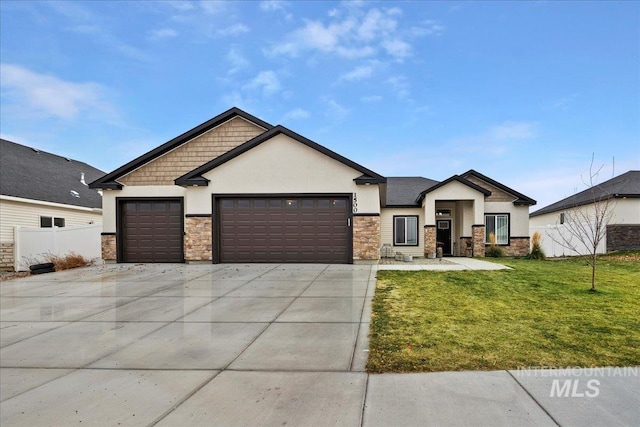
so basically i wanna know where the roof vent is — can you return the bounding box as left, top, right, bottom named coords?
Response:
left=70, top=190, right=80, bottom=198
left=80, top=172, right=87, bottom=186
left=32, top=148, right=40, bottom=153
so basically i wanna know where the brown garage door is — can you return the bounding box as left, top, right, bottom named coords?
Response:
left=217, top=196, right=351, bottom=263
left=120, top=199, right=183, bottom=263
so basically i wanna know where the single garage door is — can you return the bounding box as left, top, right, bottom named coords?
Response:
left=120, top=199, right=183, bottom=263
left=217, top=196, right=351, bottom=263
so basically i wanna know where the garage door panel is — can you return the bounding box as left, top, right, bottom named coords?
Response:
left=218, top=196, right=350, bottom=263
left=120, top=199, right=183, bottom=263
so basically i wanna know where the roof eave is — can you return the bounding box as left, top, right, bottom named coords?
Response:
left=175, top=176, right=210, bottom=187
left=88, top=181, right=122, bottom=190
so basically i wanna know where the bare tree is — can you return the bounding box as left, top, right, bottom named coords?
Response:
left=549, top=155, right=616, bottom=292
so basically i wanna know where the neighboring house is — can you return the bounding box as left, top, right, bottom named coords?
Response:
left=0, top=139, right=104, bottom=269
left=530, top=170, right=640, bottom=256
left=89, top=107, right=536, bottom=264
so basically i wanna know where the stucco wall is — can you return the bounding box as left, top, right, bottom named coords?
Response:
left=190, top=133, right=380, bottom=214
left=484, top=202, right=530, bottom=237
left=101, top=186, right=186, bottom=233
left=119, top=117, right=265, bottom=186
left=380, top=207, right=424, bottom=257
left=422, top=181, right=485, bottom=225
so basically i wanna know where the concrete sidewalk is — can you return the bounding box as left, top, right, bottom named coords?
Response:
left=377, top=257, right=510, bottom=271
left=1, top=264, right=637, bottom=426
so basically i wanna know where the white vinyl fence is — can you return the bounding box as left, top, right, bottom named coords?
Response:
left=14, top=224, right=102, bottom=271
left=530, top=224, right=607, bottom=258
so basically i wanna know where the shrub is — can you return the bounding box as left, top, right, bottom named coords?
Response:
left=528, top=231, right=546, bottom=260
left=485, top=232, right=505, bottom=257
left=45, top=253, right=93, bottom=271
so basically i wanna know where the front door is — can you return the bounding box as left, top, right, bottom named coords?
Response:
left=437, top=220, right=452, bottom=256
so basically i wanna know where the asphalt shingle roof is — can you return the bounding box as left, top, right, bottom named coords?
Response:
left=530, top=170, right=640, bottom=217
left=0, top=139, right=105, bottom=209
left=386, top=177, right=439, bottom=206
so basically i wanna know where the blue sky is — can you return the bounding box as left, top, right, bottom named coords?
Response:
left=1, top=1, right=638, bottom=211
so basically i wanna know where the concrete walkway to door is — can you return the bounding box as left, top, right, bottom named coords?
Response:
left=1, top=263, right=637, bottom=426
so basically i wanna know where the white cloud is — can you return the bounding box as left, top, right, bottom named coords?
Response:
left=323, top=97, right=350, bottom=121
left=166, top=1, right=195, bottom=12
left=340, top=65, right=373, bottom=81
left=411, top=20, right=445, bottom=37
left=214, top=23, right=250, bottom=38
left=489, top=121, right=537, bottom=140
left=265, top=5, right=418, bottom=61
left=244, top=71, right=281, bottom=96
left=260, top=1, right=287, bottom=12
left=199, top=1, right=225, bottom=15
left=283, top=108, right=310, bottom=120
left=0, top=63, right=110, bottom=121
left=226, top=47, right=249, bottom=75
left=148, top=28, right=178, bottom=40
left=45, top=2, right=150, bottom=62
left=361, top=95, right=383, bottom=102
left=387, top=75, right=411, bottom=100
left=381, top=38, right=412, bottom=60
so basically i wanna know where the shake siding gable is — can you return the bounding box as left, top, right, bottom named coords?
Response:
left=119, top=117, right=265, bottom=186
left=464, top=176, right=516, bottom=203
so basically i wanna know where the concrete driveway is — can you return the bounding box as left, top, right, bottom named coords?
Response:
left=1, top=264, right=637, bottom=426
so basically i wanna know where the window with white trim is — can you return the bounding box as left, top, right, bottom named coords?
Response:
left=394, top=216, right=418, bottom=246
left=40, top=216, right=65, bottom=228
left=485, top=214, right=509, bottom=244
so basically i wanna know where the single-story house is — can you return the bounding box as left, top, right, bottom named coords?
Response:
left=89, top=107, right=536, bottom=264
left=530, top=170, right=640, bottom=256
left=0, top=139, right=104, bottom=270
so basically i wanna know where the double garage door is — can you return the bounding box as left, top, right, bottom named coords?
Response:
left=217, top=196, right=351, bottom=263
left=119, top=196, right=351, bottom=264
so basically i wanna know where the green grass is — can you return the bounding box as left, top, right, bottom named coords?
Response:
left=367, top=257, right=640, bottom=373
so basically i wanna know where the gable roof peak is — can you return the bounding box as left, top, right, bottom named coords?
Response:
left=89, top=107, right=274, bottom=189
left=175, top=123, right=386, bottom=186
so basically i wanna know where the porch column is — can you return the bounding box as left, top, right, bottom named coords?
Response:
left=472, top=225, right=485, bottom=257
left=424, top=225, right=436, bottom=257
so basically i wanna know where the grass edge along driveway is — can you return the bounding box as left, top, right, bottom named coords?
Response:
left=367, top=258, right=640, bottom=373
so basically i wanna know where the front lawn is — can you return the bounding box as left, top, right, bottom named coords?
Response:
left=367, top=257, right=640, bottom=373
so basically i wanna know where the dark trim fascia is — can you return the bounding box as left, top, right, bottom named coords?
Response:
left=211, top=192, right=354, bottom=199
left=89, top=107, right=273, bottom=189
left=384, top=204, right=421, bottom=208
left=472, top=224, right=485, bottom=228
left=176, top=125, right=386, bottom=187
left=185, top=214, right=212, bottom=218
left=459, top=236, right=472, bottom=239
left=90, top=181, right=123, bottom=190
left=353, top=213, right=380, bottom=217
left=424, top=224, right=436, bottom=228
left=354, top=175, right=384, bottom=185
left=416, top=175, right=491, bottom=203
left=461, top=169, right=537, bottom=206
left=510, top=236, right=531, bottom=239
left=101, top=232, right=116, bottom=236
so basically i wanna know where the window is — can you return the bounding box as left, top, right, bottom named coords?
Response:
left=40, top=216, right=65, bottom=228
left=394, top=216, right=418, bottom=246
left=485, top=214, right=509, bottom=244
